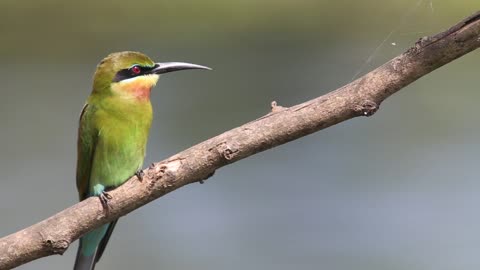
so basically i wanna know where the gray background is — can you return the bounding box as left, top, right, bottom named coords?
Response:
left=1, top=1, right=480, bottom=269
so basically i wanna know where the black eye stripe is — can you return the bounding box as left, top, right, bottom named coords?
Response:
left=112, top=65, right=156, bottom=82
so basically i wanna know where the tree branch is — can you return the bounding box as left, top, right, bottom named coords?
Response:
left=1, top=11, right=480, bottom=270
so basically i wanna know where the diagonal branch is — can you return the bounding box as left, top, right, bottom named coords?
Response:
left=1, top=11, right=480, bottom=270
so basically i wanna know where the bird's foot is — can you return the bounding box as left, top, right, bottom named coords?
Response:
left=99, top=191, right=113, bottom=212
left=135, top=170, right=145, bottom=182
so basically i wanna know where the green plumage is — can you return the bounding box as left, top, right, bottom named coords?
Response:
left=76, top=94, right=153, bottom=199
left=73, top=51, right=209, bottom=270
left=74, top=52, right=154, bottom=270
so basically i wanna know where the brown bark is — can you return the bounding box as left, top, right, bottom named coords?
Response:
left=1, top=11, right=480, bottom=270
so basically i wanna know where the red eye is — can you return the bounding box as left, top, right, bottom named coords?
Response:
left=131, top=66, right=141, bottom=74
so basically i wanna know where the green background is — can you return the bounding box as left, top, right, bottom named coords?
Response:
left=1, top=1, right=479, bottom=269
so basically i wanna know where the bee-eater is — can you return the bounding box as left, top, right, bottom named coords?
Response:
left=74, top=51, right=210, bottom=270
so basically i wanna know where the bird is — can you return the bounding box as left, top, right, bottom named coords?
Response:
left=74, top=51, right=210, bottom=270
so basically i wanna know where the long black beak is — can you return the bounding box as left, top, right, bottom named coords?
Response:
left=152, top=62, right=211, bottom=74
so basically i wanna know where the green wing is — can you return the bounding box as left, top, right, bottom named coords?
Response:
left=76, top=103, right=98, bottom=201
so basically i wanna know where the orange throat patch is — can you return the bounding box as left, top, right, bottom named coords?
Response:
left=111, top=74, right=160, bottom=101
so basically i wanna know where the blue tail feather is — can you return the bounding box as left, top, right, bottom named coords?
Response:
left=73, top=223, right=111, bottom=270
left=73, top=239, right=96, bottom=270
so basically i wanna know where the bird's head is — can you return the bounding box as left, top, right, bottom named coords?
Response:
left=92, top=51, right=210, bottom=100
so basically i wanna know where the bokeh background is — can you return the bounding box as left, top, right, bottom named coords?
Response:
left=1, top=1, right=479, bottom=269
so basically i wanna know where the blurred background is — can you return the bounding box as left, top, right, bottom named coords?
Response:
left=1, top=0, right=479, bottom=269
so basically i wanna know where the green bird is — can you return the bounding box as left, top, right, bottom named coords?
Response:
left=74, top=51, right=210, bottom=270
